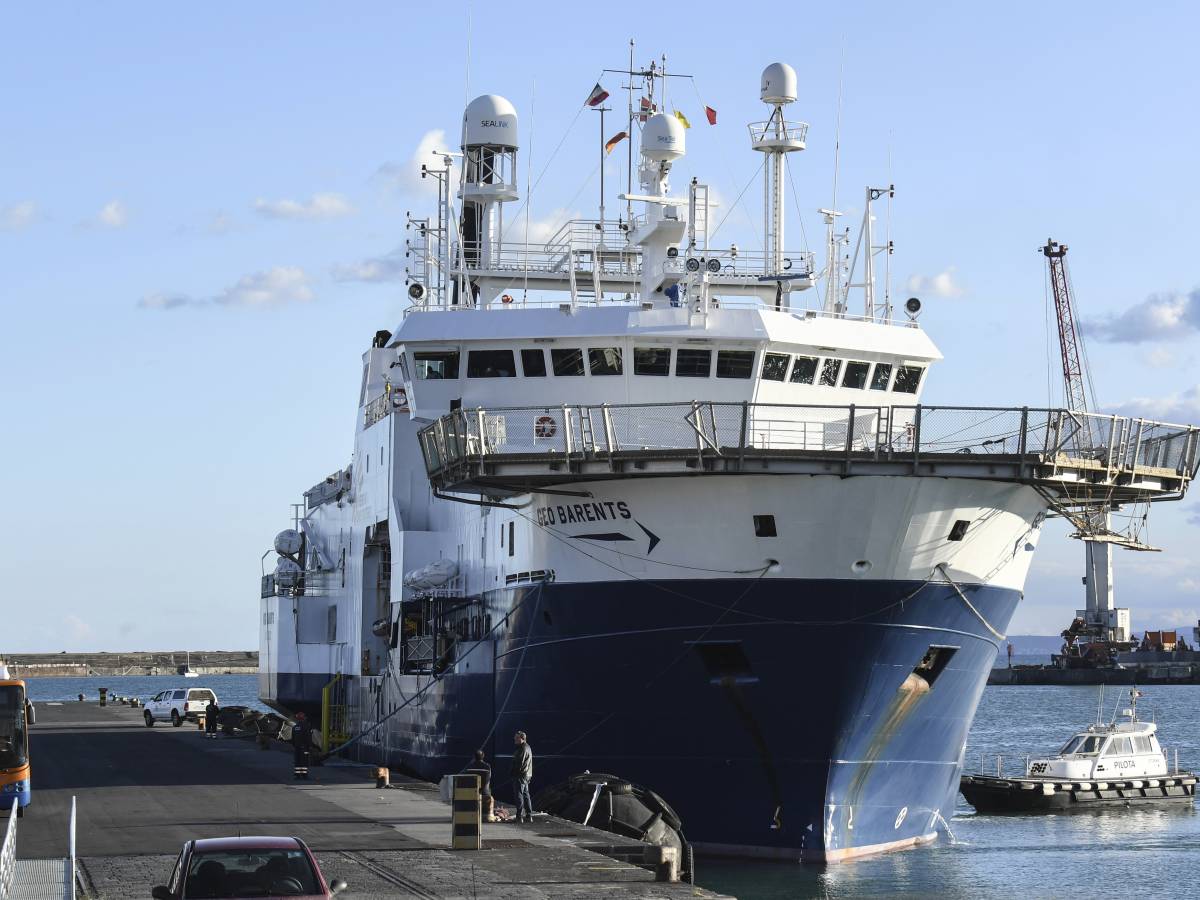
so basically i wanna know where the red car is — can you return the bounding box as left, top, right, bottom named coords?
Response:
left=151, top=836, right=347, bottom=899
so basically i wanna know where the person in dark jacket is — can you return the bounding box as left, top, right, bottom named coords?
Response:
left=291, top=712, right=313, bottom=779
left=463, top=749, right=494, bottom=821
left=204, top=699, right=220, bottom=740
left=510, top=730, right=533, bottom=822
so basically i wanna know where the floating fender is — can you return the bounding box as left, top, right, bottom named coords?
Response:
left=533, top=772, right=691, bottom=882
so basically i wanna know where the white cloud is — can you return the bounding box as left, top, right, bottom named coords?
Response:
left=81, top=200, right=127, bottom=229
left=1083, top=290, right=1200, bottom=343
left=208, top=212, right=235, bottom=235
left=503, top=207, right=578, bottom=246
left=1145, top=347, right=1176, bottom=369
left=1, top=200, right=36, bottom=231
left=905, top=267, right=964, bottom=298
left=253, top=192, right=354, bottom=221
left=1107, top=385, right=1200, bottom=423
left=331, top=247, right=405, bottom=284
left=139, top=266, right=314, bottom=311
left=64, top=614, right=93, bottom=643
left=373, top=129, right=456, bottom=196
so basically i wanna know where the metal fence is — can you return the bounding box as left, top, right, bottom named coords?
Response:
left=418, top=402, right=1200, bottom=480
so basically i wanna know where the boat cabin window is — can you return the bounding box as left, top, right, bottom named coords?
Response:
left=790, top=356, right=817, bottom=384
left=634, top=347, right=671, bottom=376
left=870, top=363, right=893, bottom=391
left=414, top=351, right=460, bottom=380
left=1062, top=734, right=1104, bottom=755
left=841, top=361, right=870, bottom=390
left=520, top=349, right=547, bottom=377
left=467, top=349, right=516, bottom=378
left=761, top=353, right=789, bottom=381
left=589, top=347, right=623, bottom=376
left=819, top=358, right=842, bottom=387
left=1104, top=736, right=1133, bottom=756
left=676, top=348, right=712, bottom=377
left=893, top=365, right=924, bottom=394
left=716, top=350, right=755, bottom=379
left=1133, top=736, right=1154, bottom=754
left=551, top=348, right=586, bottom=376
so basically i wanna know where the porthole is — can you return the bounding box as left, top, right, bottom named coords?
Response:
left=851, top=559, right=872, bottom=575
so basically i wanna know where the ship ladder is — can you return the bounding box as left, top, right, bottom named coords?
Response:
left=320, top=674, right=350, bottom=756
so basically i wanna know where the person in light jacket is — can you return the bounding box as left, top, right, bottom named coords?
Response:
left=509, top=730, right=533, bottom=822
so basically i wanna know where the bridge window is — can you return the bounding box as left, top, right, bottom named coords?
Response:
left=1133, top=736, right=1153, bottom=754
left=414, top=351, right=459, bottom=380
left=789, top=356, right=817, bottom=384
left=716, top=350, right=755, bottom=379
left=761, top=353, right=789, bottom=381
left=551, top=348, right=586, bottom=376
left=819, top=358, right=842, bottom=387
left=676, top=348, right=712, bottom=377
left=893, top=365, right=924, bottom=394
left=1104, top=736, right=1133, bottom=756
left=589, top=347, right=623, bottom=376
left=634, top=347, right=671, bottom=375
left=870, top=363, right=893, bottom=391
left=841, top=361, right=870, bottom=389
left=520, top=349, right=547, bottom=377
left=467, top=349, right=516, bottom=377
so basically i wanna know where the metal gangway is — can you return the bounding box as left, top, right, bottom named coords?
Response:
left=0, top=798, right=75, bottom=900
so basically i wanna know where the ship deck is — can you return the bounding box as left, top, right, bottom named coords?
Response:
left=14, top=702, right=730, bottom=899
left=417, top=402, right=1199, bottom=506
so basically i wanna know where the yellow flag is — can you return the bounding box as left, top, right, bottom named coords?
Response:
left=674, top=109, right=691, bottom=129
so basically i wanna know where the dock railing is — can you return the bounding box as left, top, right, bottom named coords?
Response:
left=0, top=803, right=15, bottom=900
left=418, top=402, right=1200, bottom=494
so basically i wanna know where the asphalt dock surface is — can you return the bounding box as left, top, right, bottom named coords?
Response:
left=21, top=702, right=732, bottom=899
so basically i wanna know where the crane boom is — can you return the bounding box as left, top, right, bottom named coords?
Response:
left=1042, top=238, right=1090, bottom=415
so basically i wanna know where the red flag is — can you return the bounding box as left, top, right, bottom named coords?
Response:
left=705, top=105, right=718, bottom=125
left=586, top=83, right=609, bottom=107
left=604, top=131, right=628, bottom=154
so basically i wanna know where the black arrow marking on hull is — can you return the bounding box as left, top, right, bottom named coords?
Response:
left=571, top=532, right=634, bottom=542
left=636, top=521, right=661, bottom=555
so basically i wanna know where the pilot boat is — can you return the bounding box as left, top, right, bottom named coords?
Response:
left=960, top=691, right=1196, bottom=811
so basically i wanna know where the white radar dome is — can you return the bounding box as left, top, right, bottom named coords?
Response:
left=274, top=529, right=302, bottom=556
left=760, top=62, right=798, bottom=104
left=641, top=113, right=685, bottom=162
left=274, top=558, right=301, bottom=586
left=462, top=94, right=519, bottom=149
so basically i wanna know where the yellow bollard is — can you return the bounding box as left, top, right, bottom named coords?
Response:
left=197, top=714, right=206, bottom=731
left=375, top=767, right=390, bottom=788
left=450, top=774, right=481, bottom=849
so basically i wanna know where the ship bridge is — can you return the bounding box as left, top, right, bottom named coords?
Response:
left=417, top=402, right=1199, bottom=524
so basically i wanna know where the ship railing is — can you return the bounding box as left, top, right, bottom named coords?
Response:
left=974, top=753, right=1034, bottom=778
left=418, top=402, right=1200, bottom=488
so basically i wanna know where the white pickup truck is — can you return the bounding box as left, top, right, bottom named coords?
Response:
left=144, top=687, right=218, bottom=727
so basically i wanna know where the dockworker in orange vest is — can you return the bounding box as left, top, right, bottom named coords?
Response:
left=291, top=712, right=313, bottom=780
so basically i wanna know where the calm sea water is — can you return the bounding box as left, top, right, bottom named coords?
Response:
left=24, top=674, right=269, bottom=711
left=25, top=675, right=1200, bottom=897
left=699, top=684, right=1200, bottom=899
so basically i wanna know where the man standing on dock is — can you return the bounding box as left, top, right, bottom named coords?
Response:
left=511, top=731, right=533, bottom=822
left=204, top=698, right=220, bottom=739
left=291, top=712, right=313, bottom=780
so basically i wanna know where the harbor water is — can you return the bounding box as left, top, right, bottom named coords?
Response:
left=23, top=675, right=1200, bottom=898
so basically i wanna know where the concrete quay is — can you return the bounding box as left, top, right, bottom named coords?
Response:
left=5, top=651, right=257, bottom=677
left=19, top=703, right=733, bottom=899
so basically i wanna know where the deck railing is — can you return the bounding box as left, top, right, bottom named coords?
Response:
left=417, top=402, right=1200, bottom=483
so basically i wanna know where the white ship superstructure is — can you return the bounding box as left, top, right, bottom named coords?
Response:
left=259, top=57, right=1198, bottom=861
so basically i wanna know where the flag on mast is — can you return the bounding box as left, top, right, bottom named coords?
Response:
left=704, top=105, right=718, bottom=125
left=673, top=110, right=691, bottom=129
left=585, top=83, right=609, bottom=107
left=604, top=131, right=628, bottom=154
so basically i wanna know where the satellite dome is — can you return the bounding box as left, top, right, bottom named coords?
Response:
left=760, top=62, right=798, bottom=104
left=274, top=529, right=302, bottom=556
left=462, top=94, right=519, bottom=149
left=641, top=113, right=685, bottom=163
left=274, top=558, right=302, bottom=586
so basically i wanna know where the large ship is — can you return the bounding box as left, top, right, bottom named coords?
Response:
left=257, top=56, right=1198, bottom=861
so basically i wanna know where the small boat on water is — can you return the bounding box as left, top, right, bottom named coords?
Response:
left=961, top=690, right=1196, bottom=812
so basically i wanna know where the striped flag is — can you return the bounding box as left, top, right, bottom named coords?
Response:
left=705, top=105, right=718, bottom=125
left=674, top=110, right=691, bottom=129
left=585, top=83, right=609, bottom=107
left=604, top=131, right=628, bottom=154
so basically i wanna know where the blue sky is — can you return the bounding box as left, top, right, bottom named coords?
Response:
left=3, top=2, right=1199, bottom=652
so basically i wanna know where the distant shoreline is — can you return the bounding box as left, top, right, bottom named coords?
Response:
left=3, top=650, right=257, bottom=677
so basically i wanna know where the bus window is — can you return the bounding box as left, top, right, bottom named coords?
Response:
left=0, top=682, right=30, bottom=815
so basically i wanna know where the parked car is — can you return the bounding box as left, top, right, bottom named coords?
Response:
left=152, top=836, right=347, bottom=899
left=143, top=687, right=218, bottom=728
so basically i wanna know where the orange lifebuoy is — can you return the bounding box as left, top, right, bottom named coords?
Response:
left=501, top=293, right=514, bottom=304
left=534, top=415, right=557, bottom=438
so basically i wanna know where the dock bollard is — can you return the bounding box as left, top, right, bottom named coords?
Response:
left=644, top=845, right=680, bottom=883
left=99, top=688, right=108, bottom=707
left=197, top=714, right=205, bottom=731
left=450, top=774, right=481, bottom=850
left=375, top=767, right=390, bottom=788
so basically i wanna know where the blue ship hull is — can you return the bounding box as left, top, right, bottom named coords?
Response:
left=272, top=577, right=1017, bottom=861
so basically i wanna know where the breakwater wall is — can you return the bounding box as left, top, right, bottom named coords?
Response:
left=3, top=650, right=257, bottom=677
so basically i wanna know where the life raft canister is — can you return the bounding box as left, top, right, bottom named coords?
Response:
left=535, top=415, right=557, bottom=438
